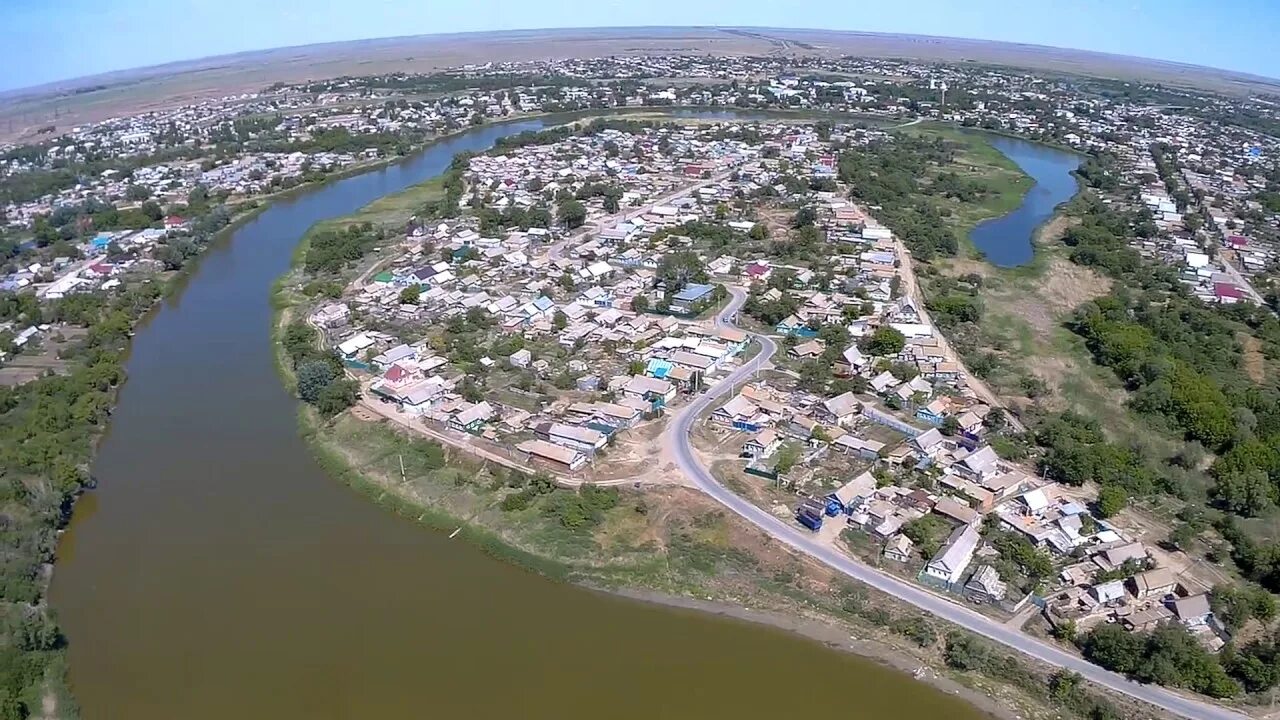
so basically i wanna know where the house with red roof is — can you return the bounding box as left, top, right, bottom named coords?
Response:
left=1225, top=235, right=1250, bottom=249
left=1214, top=282, right=1245, bottom=304
left=164, top=215, right=188, bottom=230
left=743, top=262, right=772, bottom=283
left=382, top=364, right=412, bottom=387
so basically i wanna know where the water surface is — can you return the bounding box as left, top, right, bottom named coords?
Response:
left=50, top=113, right=988, bottom=720
left=971, top=136, right=1082, bottom=266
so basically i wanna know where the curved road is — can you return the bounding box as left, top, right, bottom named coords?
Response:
left=662, top=288, right=1243, bottom=720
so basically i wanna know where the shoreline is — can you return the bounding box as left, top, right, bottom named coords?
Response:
left=262, top=110, right=1157, bottom=720
left=606, top=587, right=1010, bottom=719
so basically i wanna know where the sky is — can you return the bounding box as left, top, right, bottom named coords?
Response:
left=3, top=0, right=1278, bottom=92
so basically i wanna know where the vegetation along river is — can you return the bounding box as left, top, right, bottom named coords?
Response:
left=48, top=113, right=988, bottom=719
left=971, top=136, right=1083, bottom=266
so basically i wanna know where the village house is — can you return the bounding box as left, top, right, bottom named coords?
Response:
left=922, top=524, right=981, bottom=591
left=742, top=428, right=782, bottom=459
left=964, top=565, right=1008, bottom=604
left=516, top=439, right=587, bottom=471
left=536, top=422, right=608, bottom=454
left=884, top=534, right=915, bottom=563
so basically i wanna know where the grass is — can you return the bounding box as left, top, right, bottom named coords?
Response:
left=898, top=122, right=1036, bottom=256
left=336, top=176, right=446, bottom=228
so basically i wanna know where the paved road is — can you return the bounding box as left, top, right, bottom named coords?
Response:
left=661, top=288, right=1244, bottom=720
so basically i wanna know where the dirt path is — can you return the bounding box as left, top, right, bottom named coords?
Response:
left=890, top=234, right=1026, bottom=432
left=1240, top=332, right=1266, bottom=384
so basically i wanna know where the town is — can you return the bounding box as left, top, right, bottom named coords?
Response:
left=4, top=49, right=1280, bottom=718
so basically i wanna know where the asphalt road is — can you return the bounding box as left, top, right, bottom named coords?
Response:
left=663, top=288, right=1245, bottom=720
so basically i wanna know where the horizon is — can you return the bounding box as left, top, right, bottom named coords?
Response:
left=4, top=0, right=1279, bottom=93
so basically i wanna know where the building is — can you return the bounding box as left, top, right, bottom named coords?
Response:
left=922, top=524, right=980, bottom=590
left=537, top=422, right=607, bottom=454
left=828, top=470, right=876, bottom=513
left=621, top=375, right=676, bottom=405
left=448, top=401, right=494, bottom=433
left=964, top=565, right=1008, bottom=604
left=1129, top=568, right=1177, bottom=600
left=818, top=391, right=860, bottom=427
left=670, top=283, right=715, bottom=314
left=516, top=439, right=587, bottom=471
left=832, top=435, right=884, bottom=459
left=742, top=428, right=781, bottom=459
left=1171, top=594, right=1213, bottom=628
left=884, top=534, right=915, bottom=563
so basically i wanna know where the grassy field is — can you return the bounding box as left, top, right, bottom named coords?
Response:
left=901, top=122, right=1036, bottom=256
left=338, top=177, right=445, bottom=228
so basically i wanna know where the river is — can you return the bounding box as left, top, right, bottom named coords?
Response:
left=48, top=113, right=988, bottom=719
left=970, top=136, right=1082, bottom=267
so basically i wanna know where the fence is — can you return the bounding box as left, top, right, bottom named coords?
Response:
left=861, top=405, right=923, bottom=437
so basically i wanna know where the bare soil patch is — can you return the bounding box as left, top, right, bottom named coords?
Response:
left=1240, top=332, right=1266, bottom=384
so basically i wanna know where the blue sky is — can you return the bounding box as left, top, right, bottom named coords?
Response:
left=3, top=0, right=1277, bottom=91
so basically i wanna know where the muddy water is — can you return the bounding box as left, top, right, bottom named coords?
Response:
left=49, top=114, right=988, bottom=720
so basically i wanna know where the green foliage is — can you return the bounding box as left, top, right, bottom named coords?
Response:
left=542, top=485, right=620, bottom=532
left=838, top=135, right=959, bottom=260
left=315, top=378, right=358, bottom=416
left=1081, top=623, right=1239, bottom=698
left=1034, top=412, right=1155, bottom=495
left=774, top=443, right=801, bottom=475
left=1210, top=583, right=1276, bottom=633
left=656, top=251, right=708, bottom=292
left=1095, top=485, right=1128, bottom=519
left=902, top=515, right=950, bottom=557
left=557, top=198, right=586, bottom=229
left=398, top=285, right=421, bottom=305
left=296, top=360, right=335, bottom=404
left=863, top=326, right=905, bottom=356
left=304, top=222, right=383, bottom=274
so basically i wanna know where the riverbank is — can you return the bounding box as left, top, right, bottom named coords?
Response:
left=268, top=124, right=1151, bottom=720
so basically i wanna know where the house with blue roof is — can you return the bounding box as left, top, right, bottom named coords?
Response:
left=670, top=283, right=714, bottom=315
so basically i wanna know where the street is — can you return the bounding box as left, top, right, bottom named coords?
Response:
left=658, top=287, right=1245, bottom=720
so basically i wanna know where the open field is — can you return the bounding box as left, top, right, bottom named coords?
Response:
left=4, top=26, right=1278, bottom=143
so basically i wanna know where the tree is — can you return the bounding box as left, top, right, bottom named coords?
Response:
left=552, top=310, right=567, bottom=330
left=558, top=199, right=586, bottom=229
left=1096, top=485, right=1128, bottom=519
left=315, top=378, right=358, bottom=415
left=791, top=206, right=817, bottom=228
left=398, top=285, right=421, bottom=305
left=748, top=223, right=769, bottom=241
left=296, top=360, right=335, bottom=404
left=631, top=294, right=650, bottom=313
left=983, top=407, right=1007, bottom=432
left=1214, top=469, right=1275, bottom=517
left=774, top=443, right=801, bottom=475
left=797, top=359, right=828, bottom=392
left=903, top=515, right=950, bottom=557
left=125, top=183, right=152, bottom=201
left=864, top=326, right=906, bottom=356
left=940, top=416, right=961, bottom=436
